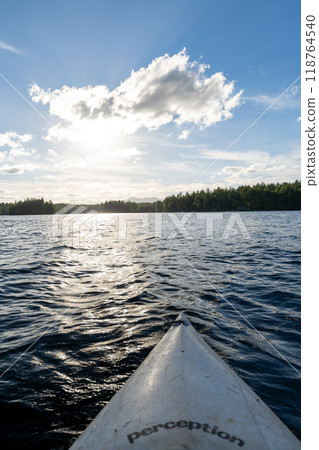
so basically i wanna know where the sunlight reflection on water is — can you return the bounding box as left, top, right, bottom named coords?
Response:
left=0, top=211, right=300, bottom=447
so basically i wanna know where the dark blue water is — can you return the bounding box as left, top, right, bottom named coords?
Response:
left=0, top=211, right=300, bottom=448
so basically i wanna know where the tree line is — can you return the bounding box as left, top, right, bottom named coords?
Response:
left=0, top=198, right=55, bottom=215
left=157, top=180, right=301, bottom=212
left=0, top=181, right=301, bottom=215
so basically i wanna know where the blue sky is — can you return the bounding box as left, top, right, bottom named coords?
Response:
left=0, top=0, right=300, bottom=202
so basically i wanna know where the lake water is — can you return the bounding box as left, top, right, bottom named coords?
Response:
left=0, top=211, right=301, bottom=448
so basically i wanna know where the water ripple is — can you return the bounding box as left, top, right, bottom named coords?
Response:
left=0, top=211, right=300, bottom=448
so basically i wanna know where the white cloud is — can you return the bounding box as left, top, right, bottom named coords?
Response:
left=0, top=131, right=32, bottom=148
left=180, top=146, right=300, bottom=187
left=0, top=131, right=34, bottom=161
left=8, top=147, right=34, bottom=158
left=47, top=149, right=58, bottom=158
left=29, top=49, right=242, bottom=144
left=39, top=174, right=59, bottom=180
left=180, top=148, right=271, bottom=163
left=178, top=130, right=190, bottom=140
left=44, top=126, right=63, bottom=142
left=0, top=40, right=20, bottom=54
left=222, top=163, right=267, bottom=175
left=54, top=160, right=86, bottom=169
left=0, top=163, right=37, bottom=175
left=219, top=150, right=300, bottom=185
left=113, top=147, right=144, bottom=159
left=246, top=85, right=300, bottom=110
left=0, top=188, right=11, bottom=194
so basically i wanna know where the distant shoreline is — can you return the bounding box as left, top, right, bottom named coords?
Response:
left=0, top=180, right=301, bottom=215
left=0, top=210, right=301, bottom=217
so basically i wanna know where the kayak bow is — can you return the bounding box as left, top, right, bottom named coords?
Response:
left=70, top=313, right=300, bottom=449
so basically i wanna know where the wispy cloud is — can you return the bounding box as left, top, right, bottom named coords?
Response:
left=222, top=163, right=267, bottom=175
left=180, top=148, right=270, bottom=163
left=38, top=174, right=59, bottom=181
left=180, top=146, right=300, bottom=187
left=0, top=40, right=20, bottom=54
left=111, top=147, right=145, bottom=164
left=245, top=85, right=300, bottom=110
left=54, top=160, right=86, bottom=170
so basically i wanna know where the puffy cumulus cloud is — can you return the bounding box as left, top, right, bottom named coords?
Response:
left=8, top=147, right=35, bottom=158
left=0, top=131, right=32, bottom=148
left=220, top=151, right=300, bottom=185
left=0, top=163, right=37, bottom=175
left=0, top=131, right=33, bottom=160
left=29, top=49, right=242, bottom=140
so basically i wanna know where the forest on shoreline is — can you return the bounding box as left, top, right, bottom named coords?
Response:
left=0, top=180, right=301, bottom=215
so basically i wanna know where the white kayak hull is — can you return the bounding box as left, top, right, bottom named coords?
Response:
left=70, top=313, right=300, bottom=449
